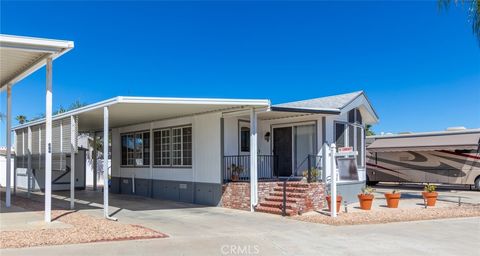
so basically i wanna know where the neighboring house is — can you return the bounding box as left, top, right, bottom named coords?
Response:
left=0, top=148, right=14, bottom=188
left=12, top=91, right=378, bottom=213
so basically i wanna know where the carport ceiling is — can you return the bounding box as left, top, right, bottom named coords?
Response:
left=13, top=97, right=271, bottom=132
left=0, top=34, right=74, bottom=89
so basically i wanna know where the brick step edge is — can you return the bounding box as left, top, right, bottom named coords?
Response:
left=255, top=206, right=296, bottom=216
left=270, top=191, right=307, bottom=198
left=258, top=201, right=296, bottom=209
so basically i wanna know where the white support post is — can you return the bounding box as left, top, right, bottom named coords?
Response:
left=70, top=116, right=76, bottom=210
left=45, top=57, right=53, bottom=223
left=103, top=107, right=116, bottom=220
left=93, top=132, right=97, bottom=191
left=5, top=84, right=12, bottom=208
left=330, top=143, right=337, bottom=218
left=249, top=108, right=258, bottom=212
left=27, top=126, right=32, bottom=198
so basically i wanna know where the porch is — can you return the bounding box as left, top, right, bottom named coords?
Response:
left=222, top=155, right=323, bottom=183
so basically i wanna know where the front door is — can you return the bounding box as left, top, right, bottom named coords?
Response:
left=273, top=127, right=292, bottom=176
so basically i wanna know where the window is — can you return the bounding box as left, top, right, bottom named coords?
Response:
left=154, top=129, right=171, bottom=166
left=335, top=123, right=346, bottom=148
left=121, top=132, right=150, bottom=166
left=334, top=122, right=365, bottom=168
left=240, top=127, right=250, bottom=152
left=348, top=108, right=363, bottom=125
left=153, top=126, right=192, bottom=167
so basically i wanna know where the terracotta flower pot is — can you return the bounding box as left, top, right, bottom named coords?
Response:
left=422, top=192, right=438, bottom=206
left=384, top=193, right=401, bottom=208
left=358, top=194, right=374, bottom=210
left=326, top=195, right=343, bottom=213
left=231, top=173, right=239, bottom=181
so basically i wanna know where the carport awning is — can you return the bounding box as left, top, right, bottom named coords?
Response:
left=0, top=34, right=74, bottom=89
left=368, top=131, right=480, bottom=152
left=13, top=96, right=271, bottom=131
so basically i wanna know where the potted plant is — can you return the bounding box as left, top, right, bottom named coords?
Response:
left=422, top=184, right=438, bottom=207
left=302, top=168, right=319, bottom=182
left=384, top=189, right=401, bottom=208
left=358, top=186, right=375, bottom=210
left=228, top=164, right=244, bottom=181
left=325, top=192, right=343, bottom=213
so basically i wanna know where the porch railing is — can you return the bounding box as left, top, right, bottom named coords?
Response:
left=223, top=155, right=278, bottom=183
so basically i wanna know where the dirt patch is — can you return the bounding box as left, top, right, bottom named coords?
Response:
left=292, top=205, right=480, bottom=226
left=1, top=195, right=167, bottom=249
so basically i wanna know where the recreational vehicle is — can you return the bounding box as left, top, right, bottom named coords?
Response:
left=366, top=128, right=480, bottom=189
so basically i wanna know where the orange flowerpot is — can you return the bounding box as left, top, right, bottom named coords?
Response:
left=384, top=193, right=401, bottom=208
left=326, top=195, right=343, bottom=213
left=358, top=194, right=374, bottom=210
left=422, top=192, right=438, bottom=206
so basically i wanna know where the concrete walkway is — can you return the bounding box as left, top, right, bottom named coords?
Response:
left=1, top=190, right=479, bottom=256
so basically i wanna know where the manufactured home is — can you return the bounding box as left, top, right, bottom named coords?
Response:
left=13, top=91, right=378, bottom=214
left=366, top=128, right=480, bottom=189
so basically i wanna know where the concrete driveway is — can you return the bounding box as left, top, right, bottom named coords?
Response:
left=1, top=190, right=479, bottom=256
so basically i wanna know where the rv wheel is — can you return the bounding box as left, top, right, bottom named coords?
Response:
left=475, top=176, right=480, bottom=190
left=366, top=175, right=379, bottom=186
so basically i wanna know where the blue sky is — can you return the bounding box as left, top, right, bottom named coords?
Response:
left=1, top=1, right=479, bottom=145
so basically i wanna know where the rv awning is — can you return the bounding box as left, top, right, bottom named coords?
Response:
left=368, top=131, right=480, bottom=152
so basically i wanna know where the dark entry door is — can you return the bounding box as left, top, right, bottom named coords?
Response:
left=273, top=127, right=292, bottom=176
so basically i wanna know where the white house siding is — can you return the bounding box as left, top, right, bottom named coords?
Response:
left=110, top=112, right=223, bottom=205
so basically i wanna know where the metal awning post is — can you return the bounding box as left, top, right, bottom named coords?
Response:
left=250, top=108, right=258, bottom=212
left=92, top=132, right=97, bottom=191
left=27, top=126, right=32, bottom=198
left=70, top=115, right=76, bottom=209
left=45, top=57, right=53, bottom=222
left=103, top=107, right=116, bottom=221
left=330, top=143, right=337, bottom=218
left=5, top=84, right=12, bottom=208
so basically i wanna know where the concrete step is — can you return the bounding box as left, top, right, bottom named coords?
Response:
left=255, top=206, right=296, bottom=216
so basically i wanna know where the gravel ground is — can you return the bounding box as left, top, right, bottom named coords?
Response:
left=293, top=204, right=480, bottom=226
left=1, top=195, right=167, bottom=249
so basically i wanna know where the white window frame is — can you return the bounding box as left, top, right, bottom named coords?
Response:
left=153, top=125, right=192, bottom=168
left=334, top=121, right=365, bottom=169
left=121, top=131, right=150, bottom=167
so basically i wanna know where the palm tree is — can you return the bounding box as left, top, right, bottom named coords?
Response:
left=68, top=100, right=87, bottom=111
left=365, top=124, right=375, bottom=136
left=15, top=115, right=28, bottom=124
left=439, top=0, right=480, bottom=44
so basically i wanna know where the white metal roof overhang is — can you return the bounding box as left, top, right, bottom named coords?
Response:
left=368, top=132, right=480, bottom=152
left=13, top=97, right=271, bottom=132
left=0, top=34, right=74, bottom=89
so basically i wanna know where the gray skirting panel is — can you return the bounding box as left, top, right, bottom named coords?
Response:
left=110, top=177, right=222, bottom=206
